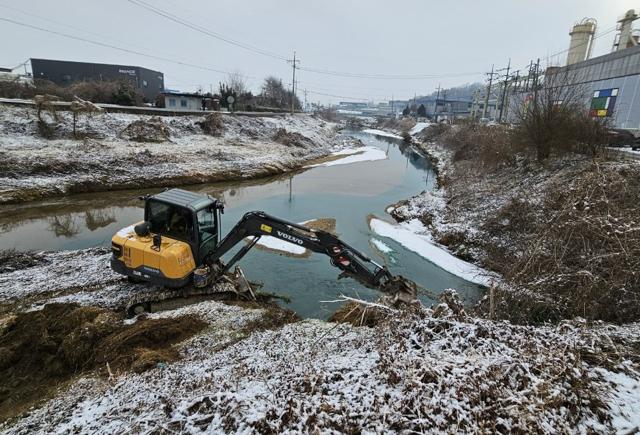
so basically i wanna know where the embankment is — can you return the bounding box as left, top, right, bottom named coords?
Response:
left=0, top=105, right=344, bottom=204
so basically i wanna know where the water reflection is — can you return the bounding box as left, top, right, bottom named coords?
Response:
left=47, top=215, right=80, bottom=238
left=84, top=210, right=117, bottom=231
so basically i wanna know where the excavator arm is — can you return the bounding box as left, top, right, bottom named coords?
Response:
left=206, top=211, right=417, bottom=302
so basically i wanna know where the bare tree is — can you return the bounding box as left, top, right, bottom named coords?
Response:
left=512, top=67, right=606, bottom=160
left=225, top=71, right=247, bottom=96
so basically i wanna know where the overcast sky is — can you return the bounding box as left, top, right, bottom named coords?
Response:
left=1, top=0, right=637, bottom=104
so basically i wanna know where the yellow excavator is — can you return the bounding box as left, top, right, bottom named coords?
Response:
left=111, top=188, right=416, bottom=314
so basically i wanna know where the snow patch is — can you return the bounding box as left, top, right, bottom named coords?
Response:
left=409, top=122, right=430, bottom=135
left=598, top=367, right=640, bottom=432
left=306, top=146, right=387, bottom=167
left=369, top=217, right=494, bottom=286
left=371, top=238, right=393, bottom=253
left=249, top=235, right=307, bottom=255
left=362, top=129, right=403, bottom=140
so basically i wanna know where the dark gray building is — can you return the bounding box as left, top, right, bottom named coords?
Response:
left=29, top=58, right=164, bottom=102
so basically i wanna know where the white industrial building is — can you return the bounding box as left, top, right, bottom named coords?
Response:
left=549, top=9, right=640, bottom=131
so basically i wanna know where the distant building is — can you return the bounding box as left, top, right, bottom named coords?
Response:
left=337, top=101, right=368, bottom=110
left=28, top=58, right=164, bottom=102
left=549, top=43, right=640, bottom=130
left=161, top=92, right=204, bottom=111
left=509, top=9, right=640, bottom=130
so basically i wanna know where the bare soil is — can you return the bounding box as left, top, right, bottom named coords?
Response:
left=0, top=303, right=207, bottom=422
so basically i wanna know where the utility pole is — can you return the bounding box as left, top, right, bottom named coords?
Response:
left=525, top=61, right=533, bottom=92
left=434, top=84, right=441, bottom=121
left=482, top=64, right=495, bottom=119
left=443, top=89, right=448, bottom=118
left=303, top=89, right=308, bottom=112
left=288, top=51, right=300, bottom=115
left=498, top=58, right=511, bottom=123
left=533, top=58, right=541, bottom=112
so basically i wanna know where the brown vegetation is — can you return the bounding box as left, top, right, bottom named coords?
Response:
left=480, top=162, right=640, bottom=323
left=0, top=79, right=144, bottom=106
left=273, top=128, right=313, bottom=147
left=197, top=112, right=224, bottom=136
left=0, top=303, right=206, bottom=422
left=328, top=301, right=391, bottom=327
left=119, top=116, right=171, bottom=142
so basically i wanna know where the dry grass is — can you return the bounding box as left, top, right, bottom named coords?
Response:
left=197, top=112, right=224, bottom=137
left=475, top=161, right=640, bottom=323
left=0, top=303, right=206, bottom=422
left=441, top=123, right=523, bottom=169
left=119, top=116, right=171, bottom=142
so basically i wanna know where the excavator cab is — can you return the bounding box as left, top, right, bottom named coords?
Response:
left=111, top=189, right=222, bottom=288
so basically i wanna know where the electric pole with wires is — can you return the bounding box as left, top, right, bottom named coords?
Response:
left=498, top=58, right=511, bottom=123
left=482, top=65, right=497, bottom=119
left=288, top=51, right=300, bottom=115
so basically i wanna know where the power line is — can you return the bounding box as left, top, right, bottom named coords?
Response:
left=298, top=66, right=484, bottom=80
left=0, top=3, right=171, bottom=56
left=0, top=16, right=261, bottom=79
left=127, top=0, right=289, bottom=61
left=0, top=16, right=400, bottom=103
left=127, top=0, right=484, bottom=81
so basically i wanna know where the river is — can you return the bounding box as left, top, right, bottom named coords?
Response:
left=0, top=131, right=484, bottom=318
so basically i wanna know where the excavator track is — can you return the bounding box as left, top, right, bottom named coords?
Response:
left=125, top=267, right=255, bottom=317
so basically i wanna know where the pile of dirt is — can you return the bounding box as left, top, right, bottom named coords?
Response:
left=196, top=112, right=224, bottom=137
left=273, top=128, right=313, bottom=148
left=0, top=303, right=206, bottom=422
left=119, top=116, right=171, bottom=142
left=0, top=250, right=48, bottom=273
left=303, top=217, right=336, bottom=234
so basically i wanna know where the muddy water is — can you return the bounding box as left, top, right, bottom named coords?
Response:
left=0, top=132, right=484, bottom=318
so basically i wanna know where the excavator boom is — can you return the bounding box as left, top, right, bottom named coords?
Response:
left=206, top=211, right=417, bottom=303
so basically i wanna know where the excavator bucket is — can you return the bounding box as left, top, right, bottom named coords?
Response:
left=380, top=275, right=419, bottom=305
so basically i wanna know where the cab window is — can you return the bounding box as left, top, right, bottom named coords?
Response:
left=197, top=208, right=216, bottom=239
left=147, top=201, right=194, bottom=241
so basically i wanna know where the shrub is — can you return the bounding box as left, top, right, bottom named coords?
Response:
left=0, top=79, right=144, bottom=105
left=440, top=123, right=520, bottom=169
left=197, top=112, right=224, bottom=137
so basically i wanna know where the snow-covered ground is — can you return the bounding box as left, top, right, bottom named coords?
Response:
left=2, top=291, right=638, bottom=434
left=369, top=217, right=494, bottom=286
left=249, top=235, right=307, bottom=256
left=1, top=247, right=638, bottom=433
left=0, top=105, right=343, bottom=204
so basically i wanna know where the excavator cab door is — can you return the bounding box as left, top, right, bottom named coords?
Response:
left=196, top=206, right=218, bottom=265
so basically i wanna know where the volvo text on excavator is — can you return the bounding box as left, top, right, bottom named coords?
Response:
left=111, top=188, right=417, bottom=313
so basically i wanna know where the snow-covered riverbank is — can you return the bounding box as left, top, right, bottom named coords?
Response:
left=0, top=105, right=345, bottom=204
left=0, top=248, right=638, bottom=433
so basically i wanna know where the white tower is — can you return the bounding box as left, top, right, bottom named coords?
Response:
left=613, top=9, right=639, bottom=52
left=567, top=18, right=597, bottom=65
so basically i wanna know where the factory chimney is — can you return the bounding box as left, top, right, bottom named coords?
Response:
left=566, top=18, right=597, bottom=65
